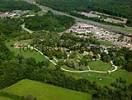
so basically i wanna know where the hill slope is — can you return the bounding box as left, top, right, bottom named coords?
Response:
left=2, top=79, right=91, bottom=100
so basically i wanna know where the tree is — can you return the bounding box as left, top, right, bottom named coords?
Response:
left=0, top=41, right=13, bottom=60
left=101, top=52, right=111, bottom=63
left=126, top=61, right=132, bottom=72
left=113, top=56, right=126, bottom=66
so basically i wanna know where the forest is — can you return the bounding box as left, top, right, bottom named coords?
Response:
left=25, top=11, right=75, bottom=32
left=0, top=18, right=22, bottom=36
left=37, top=0, right=132, bottom=26
left=0, top=0, right=40, bottom=11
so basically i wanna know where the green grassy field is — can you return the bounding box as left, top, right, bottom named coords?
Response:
left=2, top=79, right=91, bottom=100
left=98, top=40, right=113, bottom=46
left=0, top=96, right=12, bottom=100
left=88, top=60, right=112, bottom=71
left=65, top=69, right=132, bottom=86
left=6, top=40, right=45, bottom=62
left=6, top=40, right=56, bottom=69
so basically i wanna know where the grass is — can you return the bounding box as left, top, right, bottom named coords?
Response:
left=98, top=40, right=113, bottom=46
left=64, top=69, right=132, bottom=86
left=88, top=60, right=112, bottom=71
left=6, top=39, right=56, bottom=69
left=2, top=79, right=91, bottom=100
left=6, top=40, right=45, bottom=62
left=62, top=60, right=112, bottom=71
left=0, top=96, right=12, bottom=100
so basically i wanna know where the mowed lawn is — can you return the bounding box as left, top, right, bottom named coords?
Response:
left=88, top=60, right=112, bottom=71
left=3, top=79, right=91, bottom=100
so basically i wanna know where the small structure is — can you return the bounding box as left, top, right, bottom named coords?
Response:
left=0, top=12, right=10, bottom=18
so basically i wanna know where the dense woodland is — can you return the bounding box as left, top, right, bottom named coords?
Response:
left=0, top=0, right=40, bottom=11
left=25, top=11, right=75, bottom=32
left=0, top=11, right=75, bottom=37
left=0, top=18, right=22, bottom=36
left=108, top=48, right=132, bottom=72
left=37, top=0, right=132, bottom=26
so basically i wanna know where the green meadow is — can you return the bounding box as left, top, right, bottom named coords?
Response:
left=2, top=79, right=91, bottom=100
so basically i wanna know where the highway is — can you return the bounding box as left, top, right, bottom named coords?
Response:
left=23, top=0, right=132, bottom=35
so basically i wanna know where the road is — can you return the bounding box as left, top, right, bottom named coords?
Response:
left=31, top=45, right=118, bottom=74
left=21, top=23, right=33, bottom=34
left=61, top=60, right=118, bottom=74
left=23, top=0, right=132, bottom=35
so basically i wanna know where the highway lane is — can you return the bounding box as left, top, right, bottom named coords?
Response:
left=23, top=0, right=132, bottom=35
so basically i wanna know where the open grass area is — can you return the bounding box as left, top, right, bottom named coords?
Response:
left=88, top=60, right=112, bottom=71
left=98, top=40, right=113, bottom=46
left=6, top=40, right=56, bottom=69
left=0, top=96, right=12, bottom=100
left=6, top=40, right=45, bottom=62
left=64, top=69, right=132, bottom=86
left=2, top=79, right=91, bottom=100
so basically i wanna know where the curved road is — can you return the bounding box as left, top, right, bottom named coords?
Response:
left=21, top=23, right=33, bottom=34
left=30, top=45, right=118, bottom=74
left=61, top=60, right=118, bottom=74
